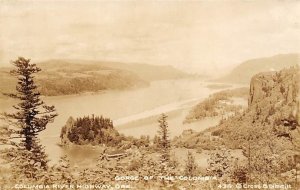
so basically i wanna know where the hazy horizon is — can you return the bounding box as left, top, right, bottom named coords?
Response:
left=0, top=0, right=299, bottom=75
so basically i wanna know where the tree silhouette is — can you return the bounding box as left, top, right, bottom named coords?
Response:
left=1, top=57, right=57, bottom=176
left=157, top=113, right=171, bottom=162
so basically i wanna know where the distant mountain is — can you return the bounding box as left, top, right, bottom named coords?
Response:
left=216, top=54, right=299, bottom=84
left=0, top=59, right=189, bottom=97
left=40, top=59, right=189, bottom=81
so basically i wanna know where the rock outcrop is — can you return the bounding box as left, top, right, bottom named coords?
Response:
left=176, top=66, right=300, bottom=151
left=248, top=66, right=299, bottom=119
left=249, top=72, right=274, bottom=106
left=218, top=66, right=300, bottom=149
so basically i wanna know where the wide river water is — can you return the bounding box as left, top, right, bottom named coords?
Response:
left=0, top=79, right=240, bottom=166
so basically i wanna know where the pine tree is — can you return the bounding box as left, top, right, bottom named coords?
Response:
left=1, top=57, right=57, bottom=178
left=157, top=113, right=171, bottom=162
left=156, top=113, right=173, bottom=180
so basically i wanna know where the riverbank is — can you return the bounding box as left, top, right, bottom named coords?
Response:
left=1, top=79, right=243, bottom=166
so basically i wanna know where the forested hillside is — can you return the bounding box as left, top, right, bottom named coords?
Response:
left=0, top=59, right=189, bottom=96
left=175, top=66, right=300, bottom=184
left=41, top=59, right=189, bottom=81
left=0, top=63, right=147, bottom=96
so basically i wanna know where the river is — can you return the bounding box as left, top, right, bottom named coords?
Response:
left=0, top=79, right=238, bottom=166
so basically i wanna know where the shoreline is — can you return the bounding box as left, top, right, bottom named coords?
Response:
left=43, top=83, right=246, bottom=166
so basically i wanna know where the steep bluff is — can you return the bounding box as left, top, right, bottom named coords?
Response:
left=217, top=66, right=300, bottom=150
left=248, top=66, right=299, bottom=120
left=175, top=66, right=300, bottom=151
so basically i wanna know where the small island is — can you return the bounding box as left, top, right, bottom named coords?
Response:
left=60, top=115, right=150, bottom=149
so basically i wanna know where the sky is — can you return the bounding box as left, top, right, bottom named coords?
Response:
left=0, top=0, right=299, bottom=74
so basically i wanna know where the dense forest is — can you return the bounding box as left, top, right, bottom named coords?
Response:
left=61, top=115, right=151, bottom=149
left=61, top=115, right=115, bottom=145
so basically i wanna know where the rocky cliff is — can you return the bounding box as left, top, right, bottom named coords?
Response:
left=173, top=66, right=300, bottom=185
left=248, top=66, right=299, bottom=120
left=175, top=66, right=300, bottom=151
left=218, top=66, right=300, bottom=149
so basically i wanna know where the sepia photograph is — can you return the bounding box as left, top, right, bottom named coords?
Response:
left=0, top=0, right=299, bottom=189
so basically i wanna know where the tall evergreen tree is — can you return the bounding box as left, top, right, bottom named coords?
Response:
left=1, top=57, right=57, bottom=176
left=157, top=113, right=171, bottom=163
